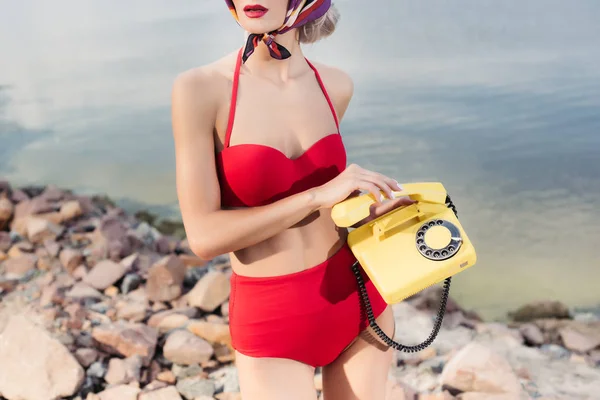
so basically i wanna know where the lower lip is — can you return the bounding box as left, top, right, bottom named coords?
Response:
left=244, top=9, right=268, bottom=18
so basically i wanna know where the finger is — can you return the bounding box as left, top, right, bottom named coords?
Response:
left=393, top=197, right=416, bottom=206
left=354, top=168, right=398, bottom=193
left=358, top=169, right=403, bottom=193
left=358, top=173, right=394, bottom=201
left=355, top=180, right=384, bottom=203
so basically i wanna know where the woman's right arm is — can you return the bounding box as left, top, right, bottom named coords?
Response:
left=171, top=69, right=401, bottom=260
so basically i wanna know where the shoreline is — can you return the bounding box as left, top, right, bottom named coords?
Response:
left=1, top=181, right=599, bottom=399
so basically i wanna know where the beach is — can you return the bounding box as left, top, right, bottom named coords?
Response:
left=1, top=181, right=599, bottom=400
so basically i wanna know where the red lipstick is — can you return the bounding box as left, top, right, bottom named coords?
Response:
left=243, top=4, right=268, bottom=18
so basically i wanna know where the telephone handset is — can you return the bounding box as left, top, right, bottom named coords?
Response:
left=331, top=182, right=477, bottom=352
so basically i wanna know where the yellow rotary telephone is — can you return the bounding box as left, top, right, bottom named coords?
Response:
left=331, top=182, right=477, bottom=352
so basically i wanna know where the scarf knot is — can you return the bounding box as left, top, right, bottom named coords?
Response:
left=244, top=32, right=291, bottom=63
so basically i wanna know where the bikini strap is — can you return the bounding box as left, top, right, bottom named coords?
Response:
left=224, top=48, right=243, bottom=148
left=305, top=58, right=340, bottom=132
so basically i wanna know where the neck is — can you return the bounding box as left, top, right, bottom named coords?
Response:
left=242, top=29, right=306, bottom=82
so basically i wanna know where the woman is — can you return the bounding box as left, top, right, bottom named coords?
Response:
left=171, top=1, right=413, bottom=398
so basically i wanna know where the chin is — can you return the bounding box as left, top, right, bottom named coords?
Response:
left=239, top=17, right=282, bottom=35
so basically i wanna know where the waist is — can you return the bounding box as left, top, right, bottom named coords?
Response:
left=230, top=240, right=354, bottom=284
left=229, top=218, right=348, bottom=279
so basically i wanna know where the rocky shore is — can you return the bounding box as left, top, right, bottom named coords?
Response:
left=0, top=181, right=599, bottom=400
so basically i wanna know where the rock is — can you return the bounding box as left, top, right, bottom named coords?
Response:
left=92, top=320, right=158, bottom=366
left=10, top=188, right=28, bottom=202
left=43, top=238, right=61, bottom=257
left=121, top=272, right=143, bottom=294
left=146, top=255, right=186, bottom=302
left=26, top=217, right=64, bottom=244
left=121, top=252, right=140, bottom=270
left=133, top=221, right=162, bottom=243
left=392, top=303, right=474, bottom=358
left=213, top=343, right=235, bottom=363
left=0, top=315, right=84, bottom=400
left=407, top=285, right=465, bottom=314
left=104, top=355, right=143, bottom=385
left=97, top=216, right=133, bottom=260
left=588, top=349, right=600, bottom=366
left=176, top=377, right=216, bottom=400
left=36, top=211, right=64, bottom=225
left=7, top=244, right=25, bottom=258
left=0, top=278, right=18, bottom=294
left=60, top=247, right=84, bottom=274
left=143, top=380, right=169, bottom=392
left=187, top=270, right=230, bottom=312
left=66, top=282, right=105, bottom=300
left=0, top=180, right=11, bottom=193
left=171, top=364, right=203, bottom=380
left=147, top=308, right=198, bottom=328
left=187, top=320, right=231, bottom=345
left=558, top=323, right=600, bottom=353
left=39, top=185, right=67, bottom=202
left=83, top=259, right=128, bottom=290
left=81, top=377, right=103, bottom=398
left=475, top=323, right=524, bottom=346
left=384, top=379, right=418, bottom=400
left=0, top=196, right=14, bottom=229
left=209, top=366, right=239, bottom=393
left=87, top=361, right=108, bottom=379
left=169, top=295, right=189, bottom=309
left=179, top=254, right=207, bottom=268
left=154, top=235, right=176, bottom=254
left=14, top=195, right=56, bottom=216
left=60, top=200, right=83, bottom=221
left=3, top=253, right=38, bottom=279
left=97, top=384, right=141, bottom=400
left=539, top=343, right=570, bottom=359
left=139, top=386, right=183, bottom=400
left=518, top=323, right=545, bottom=346
left=157, top=370, right=177, bottom=384
left=456, top=394, right=517, bottom=400
left=418, top=390, right=455, bottom=399
left=440, top=342, right=522, bottom=396
left=509, top=301, right=571, bottom=322
left=183, top=267, right=209, bottom=289
left=221, top=301, right=229, bottom=317
left=75, top=348, right=99, bottom=367
left=163, top=330, right=214, bottom=365
left=157, top=314, right=190, bottom=334
left=0, top=231, right=12, bottom=252
left=117, top=301, right=148, bottom=322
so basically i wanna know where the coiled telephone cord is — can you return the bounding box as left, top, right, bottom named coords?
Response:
left=351, top=195, right=458, bottom=352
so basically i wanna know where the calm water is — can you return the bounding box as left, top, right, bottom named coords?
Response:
left=1, top=0, right=599, bottom=321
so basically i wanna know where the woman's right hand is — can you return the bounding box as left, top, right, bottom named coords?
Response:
left=310, top=163, right=404, bottom=209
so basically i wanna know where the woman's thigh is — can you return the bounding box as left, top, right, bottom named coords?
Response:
left=235, top=351, right=319, bottom=400
left=321, top=306, right=395, bottom=400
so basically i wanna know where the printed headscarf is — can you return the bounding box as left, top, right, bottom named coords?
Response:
left=225, top=0, right=331, bottom=63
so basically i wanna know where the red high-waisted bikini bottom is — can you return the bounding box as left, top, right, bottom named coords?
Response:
left=228, top=242, right=388, bottom=367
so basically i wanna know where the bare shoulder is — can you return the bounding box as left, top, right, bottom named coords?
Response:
left=308, top=61, right=354, bottom=120
left=171, top=50, right=239, bottom=117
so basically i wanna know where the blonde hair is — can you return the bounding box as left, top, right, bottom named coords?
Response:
left=298, top=4, right=340, bottom=44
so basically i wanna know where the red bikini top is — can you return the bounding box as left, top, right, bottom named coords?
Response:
left=215, top=49, right=347, bottom=208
